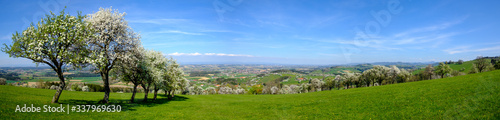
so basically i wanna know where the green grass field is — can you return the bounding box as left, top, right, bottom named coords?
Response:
left=1, top=70, right=499, bottom=119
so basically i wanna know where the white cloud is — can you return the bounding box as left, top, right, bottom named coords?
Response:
left=394, top=32, right=459, bottom=45
left=308, top=38, right=399, bottom=50
left=444, top=46, right=500, bottom=54
left=167, top=52, right=253, bottom=57
left=394, top=16, right=467, bottom=38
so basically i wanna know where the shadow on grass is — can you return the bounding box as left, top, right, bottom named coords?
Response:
left=59, top=95, right=188, bottom=112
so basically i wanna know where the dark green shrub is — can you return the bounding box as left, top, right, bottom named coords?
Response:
left=44, top=81, right=60, bottom=89
left=71, top=84, right=82, bottom=91
left=84, top=84, right=104, bottom=92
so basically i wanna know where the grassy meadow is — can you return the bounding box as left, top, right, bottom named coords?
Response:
left=1, top=70, right=499, bottom=119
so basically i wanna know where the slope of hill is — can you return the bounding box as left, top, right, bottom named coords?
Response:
left=1, top=70, right=499, bottom=119
left=412, top=60, right=481, bottom=74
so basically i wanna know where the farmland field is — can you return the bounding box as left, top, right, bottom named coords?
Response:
left=1, top=70, right=499, bottom=119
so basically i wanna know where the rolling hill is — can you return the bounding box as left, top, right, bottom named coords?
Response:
left=412, top=59, right=483, bottom=74
left=1, top=70, right=499, bottom=119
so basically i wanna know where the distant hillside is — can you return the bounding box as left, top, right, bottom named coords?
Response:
left=311, top=66, right=361, bottom=75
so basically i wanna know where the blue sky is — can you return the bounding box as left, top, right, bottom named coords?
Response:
left=1, top=0, right=500, bottom=66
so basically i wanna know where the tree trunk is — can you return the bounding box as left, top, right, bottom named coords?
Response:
left=102, top=71, right=110, bottom=103
left=153, top=85, right=159, bottom=101
left=167, top=90, right=172, bottom=100
left=143, top=82, right=150, bottom=102
left=171, top=89, right=175, bottom=99
left=51, top=70, right=65, bottom=103
left=130, top=84, right=138, bottom=103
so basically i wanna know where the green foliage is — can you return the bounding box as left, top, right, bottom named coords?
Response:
left=473, top=57, right=494, bottom=73
left=110, top=87, right=133, bottom=93
left=451, top=70, right=465, bottom=77
left=0, top=71, right=21, bottom=80
left=248, top=85, right=263, bottom=95
left=322, top=76, right=336, bottom=90
left=434, top=62, right=452, bottom=78
left=256, top=74, right=265, bottom=77
left=85, top=84, right=104, bottom=92
left=214, top=78, right=237, bottom=85
left=43, top=81, right=60, bottom=89
left=495, top=61, right=500, bottom=69
left=71, top=84, right=81, bottom=91
left=469, top=64, right=479, bottom=74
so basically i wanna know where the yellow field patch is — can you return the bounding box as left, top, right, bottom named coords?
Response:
left=198, top=77, right=210, bottom=80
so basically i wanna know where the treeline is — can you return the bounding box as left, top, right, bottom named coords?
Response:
left=270, top=69, right=309, bottom=74
left=0, top=70, right=20, bottom=80
left=212, top=78, right=238, bottom=85
left=67, top=72, right=100, bottom=77
left=189, top=71, right=221, bottom=77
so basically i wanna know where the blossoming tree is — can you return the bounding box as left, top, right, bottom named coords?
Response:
left=141, top=50, right=167, bottom=102
left=110, top=45, right=145, bottom=103
left=1, top=9, right=94, bottom=103
left=162, top=58, right=188, bottom=99
left=85, top=7, right=140, bottom=103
